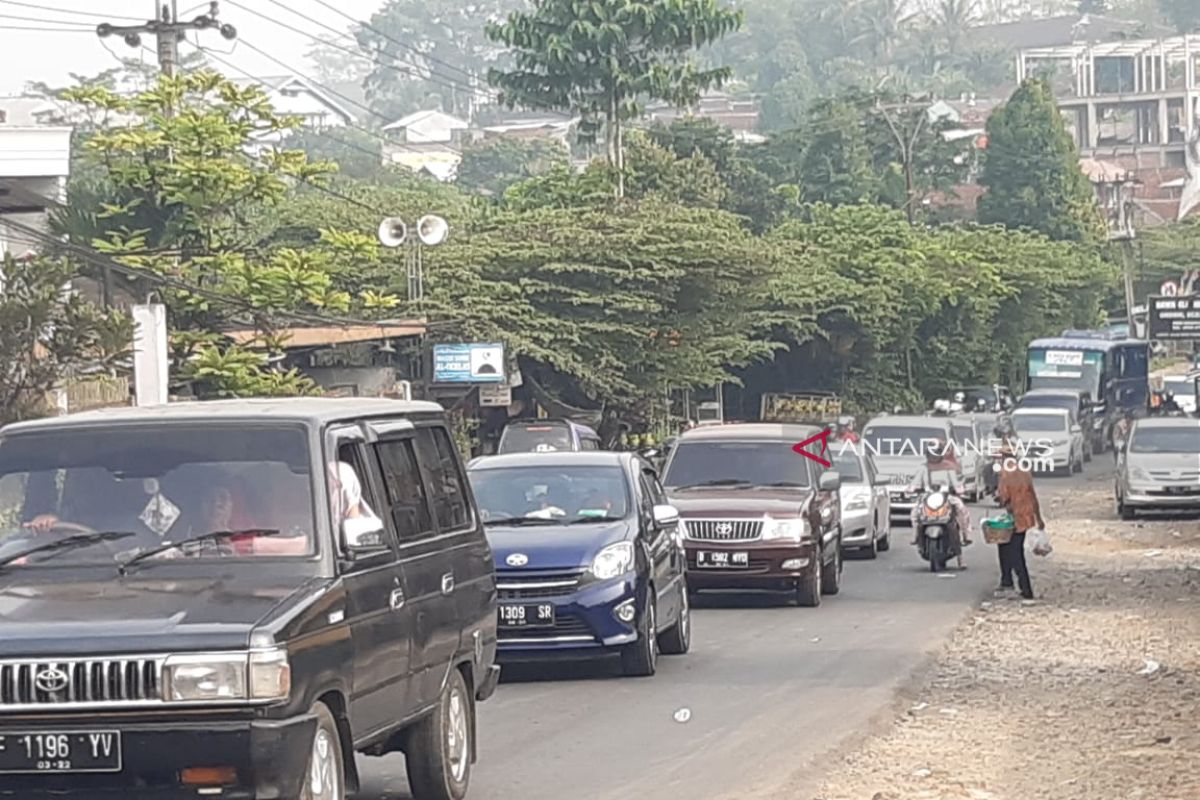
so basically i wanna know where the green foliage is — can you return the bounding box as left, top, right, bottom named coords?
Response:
left=456, top=137, right=570, bottom=196
left=287, top=128, right=383, bottom=182
left=978, top=78, right=1103, bottom=244
left=53, top=72, right=398, bottom=398
left=486, top=0, right=742, bottom=190
left=624, top=131, right=727, bottom=207
left=798, top=97, right=880, bottom=206
left=0, top=255, right=131, bottom=426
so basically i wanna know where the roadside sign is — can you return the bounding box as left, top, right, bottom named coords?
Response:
left=479, top=384, right=512, bottom=406
left=432, top=343, right=506, bottom=383
left=1147, top=295, right=1200, bottom=341
left=1160, top=280, right=1179, bottom=297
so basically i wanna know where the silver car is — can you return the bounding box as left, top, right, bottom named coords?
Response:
left=1010, top=407, right=1084, bottom=475
left=833, top=449, right=892, bottom=557
left=1115, top=418, right=1200, bottom=519
left=860, top=415, right=959, bottom=528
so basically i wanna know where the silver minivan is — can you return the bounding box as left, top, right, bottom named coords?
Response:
left=1115, top=418, right=1200, bottom=519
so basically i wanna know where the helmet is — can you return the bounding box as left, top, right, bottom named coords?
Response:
left=932, top=399, right=951, bottom=415
left=836, top=415, right=854, bottom=429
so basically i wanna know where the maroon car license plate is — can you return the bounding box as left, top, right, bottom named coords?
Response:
left=498, top=603, right=555, bottom=628
left=695, top=551, right=749, bottom=569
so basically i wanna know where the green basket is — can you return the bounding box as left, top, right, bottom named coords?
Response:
left=982, top=513, right=1014, bottom=544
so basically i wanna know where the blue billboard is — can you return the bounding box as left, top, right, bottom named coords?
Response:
left=432, top=343, right=506, bottom=384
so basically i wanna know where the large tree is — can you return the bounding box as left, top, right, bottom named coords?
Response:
left=456, top=136, right=570, bottom=196
left=977, top=78, right=1102, bottom=244
left=54, top=72, right=400, bottom=399
left=798, top=96, right=880, bottom=206
left=486, top=0, right=743, bottom=196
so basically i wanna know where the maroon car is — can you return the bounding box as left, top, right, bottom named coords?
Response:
left=660, top=423, right=843, bottom=607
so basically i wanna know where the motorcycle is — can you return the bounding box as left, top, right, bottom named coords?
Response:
left=914, top=484, right=961, bottom=573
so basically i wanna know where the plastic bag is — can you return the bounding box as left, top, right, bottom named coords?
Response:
left=1027, top=527, right=1052, bottom=556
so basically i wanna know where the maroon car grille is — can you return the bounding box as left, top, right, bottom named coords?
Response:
left=684, top=519, right=763, bottom=541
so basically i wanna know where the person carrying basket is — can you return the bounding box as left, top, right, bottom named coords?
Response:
left=990, top=442, right=1045, bottom=599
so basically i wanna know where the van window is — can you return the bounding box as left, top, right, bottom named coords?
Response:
left=580, top=437, right=600, bottom=451
left=498, top=423, right=573, bottom=453
left=415, top=428, right=472, bottom=532
left=332, top=442, right=388, bottom=548
left=373, top=438, right=435, bottom=541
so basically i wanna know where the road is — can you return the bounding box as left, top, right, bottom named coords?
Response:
left=358, top=464, right=1106, bottom=800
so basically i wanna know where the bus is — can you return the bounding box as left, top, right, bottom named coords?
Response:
left=1026, top=332, right=1150, bottom=449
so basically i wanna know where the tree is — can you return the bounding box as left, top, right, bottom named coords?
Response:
left=287, top=128, right=384, bottom=182
left=306, top=33, right=373, bottom=85
left=486, top=0, right=743, bottom=196
left=456, top=137, right=570, bottom=196
left=798, top=96, right=880, bottom=205
left=977, top=78, right=1103, bottom=244
left=0, top=255, right=130, bottom=426
left=358, top=0, right=521, bottom=120
left=54, top=72, right=400, bottom=399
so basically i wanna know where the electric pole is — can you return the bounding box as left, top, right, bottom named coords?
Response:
left=96, top=2, right=238, bottom=82
left=877, top=99, right=929, bottom=226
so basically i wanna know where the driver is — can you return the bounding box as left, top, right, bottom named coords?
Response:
left=908, top=439, right=972, bottom=568
left=834, top=416, right=859, bottom=443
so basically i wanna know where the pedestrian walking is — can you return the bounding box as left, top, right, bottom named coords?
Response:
left=995, top=444, right=1044, bottom=600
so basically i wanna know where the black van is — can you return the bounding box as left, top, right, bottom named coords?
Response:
left=0, top=398, right=498, bottom=800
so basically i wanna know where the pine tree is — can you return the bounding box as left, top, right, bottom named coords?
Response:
left=978, top=78, right=1102, bottom=244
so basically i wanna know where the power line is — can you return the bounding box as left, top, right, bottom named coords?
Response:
left=0, top=23, right=92, bottom=32
left=220, top=0, right=477, bottom=99
left=0, top=0, right=144, bottom=22
left=300, top=0, right=476, bottom=82
left=0, top=11, right=92, bottom=27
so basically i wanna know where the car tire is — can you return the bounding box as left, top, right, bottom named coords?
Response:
left=658, top=586, right=691, bottom=655
left=796, top=557, right=821, bottom=607
left=405, top=669, right=474, bottom=800
left=820, top=539, right=841, bottom=596
left=1118, top=498, right=1135, bottom=521
left=877, top=528, right=891, bottom=552
left=621, top=591, right=659, bottom=677
left=862, top=529, right=878, bottom=560
left=300, top=702, right=346, bottom=800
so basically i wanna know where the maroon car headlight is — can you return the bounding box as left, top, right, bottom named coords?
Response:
left=761, top=517, right=809, bottom=542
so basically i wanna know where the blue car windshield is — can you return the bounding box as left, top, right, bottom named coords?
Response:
left=468, top=465, right=630, bottom=523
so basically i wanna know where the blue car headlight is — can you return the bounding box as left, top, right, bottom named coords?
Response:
left=591, top=542, right=635, bottom=580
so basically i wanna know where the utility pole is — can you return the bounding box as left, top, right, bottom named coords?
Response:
left=96, top=2, right=238, bottom=83
left=877, top=99, right=929, bottom=225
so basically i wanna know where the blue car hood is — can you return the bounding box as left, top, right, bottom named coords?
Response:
left=487, top=519, right=635, bottom=571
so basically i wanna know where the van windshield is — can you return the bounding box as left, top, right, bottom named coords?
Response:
left=499, top=424, right=574, bottom=453
left=860, top=426, right=947, bottom=458
left=1130, top=427, right=1200, bottom=454
left=0, top=425, right=316, bottom=569
left=663, top=441, right=811, bottom=490
left=1012, top=414, right=1068, bottom=434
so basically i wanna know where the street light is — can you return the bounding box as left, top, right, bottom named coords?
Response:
left=377, top=214, right=450, bottom=307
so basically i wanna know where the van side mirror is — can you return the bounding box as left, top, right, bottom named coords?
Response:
left=819, top=471, right=841, bottom=492
left=652, top=504, right=680, bottom=530
left=342, top=516, right=387, bottom=553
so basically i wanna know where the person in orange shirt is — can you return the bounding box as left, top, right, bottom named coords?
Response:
left=995, top=446, right=1045, bottom=599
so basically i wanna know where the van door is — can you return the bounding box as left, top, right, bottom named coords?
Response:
left=407, top=425, right=479, bottom=708
left=329, top=430, right=412, bottom=740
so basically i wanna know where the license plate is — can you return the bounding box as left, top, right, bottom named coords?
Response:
left=498, top=603, right=555, bottom=628
left=696, top=551, right=749, bottom=569
left=0, top=730, right=121, bottom=774
left=1166, top=486, right=1197, bottom=495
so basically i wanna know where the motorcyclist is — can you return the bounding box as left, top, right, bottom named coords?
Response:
left=909, top=439, right=972, bottom=567
left=1162, top=391, right=1182, bottom=415
left=834, top=415, right=859, bottom=443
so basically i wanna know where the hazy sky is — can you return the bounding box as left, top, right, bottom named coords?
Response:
left=0, top=0, right=388, bottom=94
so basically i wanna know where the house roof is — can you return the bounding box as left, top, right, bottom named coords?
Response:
left=382, top=109, right=469, bottom=132
left=229, top=74, right=357, bottom=123
left=969, top=13, right=1172, bottom=50
left=226, top=322, right=427, bottom=349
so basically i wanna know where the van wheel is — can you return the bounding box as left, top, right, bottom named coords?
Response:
left=658, top=586, right=691, bottom=655
left=877, top=529, right=891, bottom=552
left=621, top=592, right=658, bottom=676
left=1072, top=455, right=1083, bottom=474
left=406, top=669, right=474, bottom=800
left=796, top=558, right=821, bottom=607
left=301, top=703, right=345, bottom=800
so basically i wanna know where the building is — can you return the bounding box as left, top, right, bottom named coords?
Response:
left=480, top=112, right=575, bottom=144
left=1019, top=34, right=1200, bottom=222
left=382, top=110, right=470, bottom=180
left=0, top=114, right=71, bottom=259
left=230, top=75, right=357, bottom=129
left=645, top=92, right=761, bottom=133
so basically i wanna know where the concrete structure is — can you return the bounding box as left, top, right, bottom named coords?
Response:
left=231, top=75, right=356, bottom=129
left=382, top=110, right=470, bottom=180
left=645, top=92, right=760, bottom=133
left=1019, top=35, right=1200, bottom=222
left=0, top=124, right=71, bottom=259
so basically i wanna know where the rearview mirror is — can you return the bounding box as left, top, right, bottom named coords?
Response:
left=652, top=504, right=680, bottom=530
left=342, top=516, right=387, bottom=552
left=819, top=471, right=841, bottom=492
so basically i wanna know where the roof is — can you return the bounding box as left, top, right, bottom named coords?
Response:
left=1011, top=406, right=1071, bottom=417
left=972, top=14, right=1172, bottom=51
left=383, top=109, right=469, bottom=133
left=504, top=418, right=597, bottom=432
left=229, top=75, right=356, bottom=124
left=0, top=398, right=445, bottom=434
left=677, top=422, right=821, bottom=442
left=1021, top=32, right=1200, bottom=60
left=1028, top=336, right=1147, bottom=350
left=468, top=451, right=631, bottom=470
left=226, top=322, right=426, bottom=349
left=1132, top=417, right=1200, bottom=429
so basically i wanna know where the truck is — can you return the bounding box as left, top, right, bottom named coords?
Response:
left=760, top=392, right=843, bottom=425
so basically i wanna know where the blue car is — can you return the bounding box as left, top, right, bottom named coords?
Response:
left=467, top=451, right=690, bottom=676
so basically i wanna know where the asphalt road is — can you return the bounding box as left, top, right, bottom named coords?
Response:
left=358, top=463, right=1107, bottom=800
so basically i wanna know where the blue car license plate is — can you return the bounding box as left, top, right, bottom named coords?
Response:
left=696, top=551, right=748, bottom=569
left=0, top=730, right=121, bottom=774
left=498, top=603, right=555, bottom=628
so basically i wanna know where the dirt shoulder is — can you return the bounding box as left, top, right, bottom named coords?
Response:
left=804, top=477, right=1200, bottom=800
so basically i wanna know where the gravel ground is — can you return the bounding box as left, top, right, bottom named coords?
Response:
left=808, top=478, right=1200, bottom=800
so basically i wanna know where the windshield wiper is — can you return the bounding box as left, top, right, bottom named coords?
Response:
left=671, top=479, right=752, bottom=490
left=566, top=516, right=616, bottom=524
left=482, top=516, right=562, bottom=527
left=0, top=531, right=136, bottom=570
left=758, top=481, right=810, bottom=488
left=117, top=528, right=282, bottom=575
